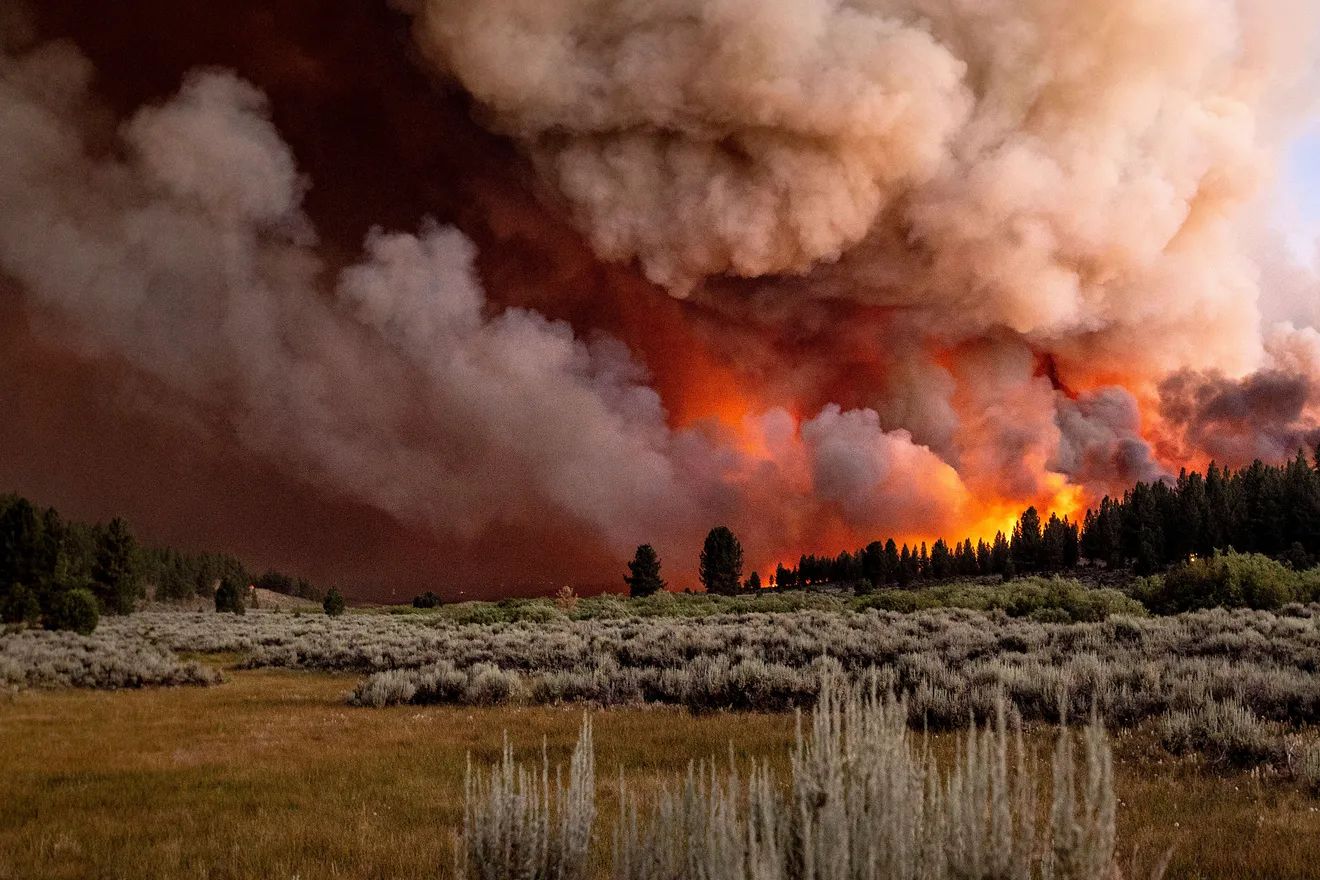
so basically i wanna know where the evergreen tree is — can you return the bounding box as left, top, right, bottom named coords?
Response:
left=214, top=576, right=246, bottom=615
left=0, top=497, right=40, bottom=592
left=861, top=541, right=885, bottom=585
left=744, top=571, right=762, bottom=592
left=897, top=545, right=913, bottom=586
left=1040, top=513, right=1072, bottom=572
left=0, top=583, right=40, bottom=624
left=930, top=538, right=953, bottom=579
left=959, top=539, right=979, bottom=575
left=1062, top=517, right=1080, bottom=569
left=699, top=527, right=744, bottom=596
left=624, top=544, right=666, bottom=598
left=1081, top=497, right=1123, bottom=567
left=323, top=586, right=346, bottom=616
left=990, top=532, right=1011, bottom=576
left=774, top=562, right=795, bottom=590
left=883, top=539, right=900, bottom=584
left=91, top=518, right=142, bottom=615
left=1010, top=507, right=1043, bottom=572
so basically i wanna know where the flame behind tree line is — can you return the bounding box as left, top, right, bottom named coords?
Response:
left=1, top=1, right=1319, bottom=596
left=721, top=450, right=1320, bottom=594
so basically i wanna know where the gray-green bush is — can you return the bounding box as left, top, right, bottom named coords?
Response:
left=0, top=628, right=219, bottom=689
left=1138, top=552, right=1301, bottom=613
left=460, top=717, right=595, bottom=880
left=460, top=687, right=1149, bottom=880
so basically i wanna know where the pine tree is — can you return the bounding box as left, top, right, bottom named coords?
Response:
left=624, top=544, right=666, bottom=598
left=959, top=539, right=978, bottom=575
left=774, top=562, right=795, bottom=590
left=0, top=497, right=40, bottom=592
left=214, top=576, right=246, bottom=615
left=0, top=583, right=39, bottom=624
left=1062, top=517, right=1080, bottom=568
left=990, top=532, right=1010, bottom=576
left=744, top=571, right=762, bottom=592
left=699, top=527, right=744, bottom=596
left=1010, top=507, right=1043, bottom=572
left=1040, top=513, right=1069, bottom=572
left=883, top=539, right=900, bottom=584
left=930, top=538, right=952, bottom=579
left=323, top=586, right=346, bottom=616
left=91, top=518, right=142, bottom=615
left=861, top=541, right=885, bottom=585
left=897, top=545, right=913, bottom=586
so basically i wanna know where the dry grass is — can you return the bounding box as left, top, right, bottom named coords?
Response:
left=0, top=666, right=1317, bottom=880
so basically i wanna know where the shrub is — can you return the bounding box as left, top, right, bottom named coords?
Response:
left=323, top=587, right=346, bottom=617
left=460, top=718, right=594, bottom=880
left=44, top=588, right=99, bottom=635
left=463, top=688, right=1130, bottom=880
left=1299, top=741, right=1320, bottom=794
left=441, top=602, right=509, bottom=626
left=554, top=585, right=578, bottom=613
left=1, top=627, right=218, bottom=689
left=854, top=578, right=1143, bottom=622
left=1160, top=697, right=1286, bottom=768
left=412, top=591, right=442, bottom=609
left=214, top=577, right=246, bottom=615
left=1148, top=552, right=1297, bottom=613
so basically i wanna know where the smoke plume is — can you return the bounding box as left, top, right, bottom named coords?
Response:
left=3, top=0, right=1320, bottom=595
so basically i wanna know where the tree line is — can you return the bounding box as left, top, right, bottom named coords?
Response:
left=0, top=492, right=328, bottom=631
left=624, top=450, right=1320, bottom=596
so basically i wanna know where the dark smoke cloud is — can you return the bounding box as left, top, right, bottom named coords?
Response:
left=1055, top=388, right=1169, bottom=494
left=1158, top=368, right=1320, bottom=467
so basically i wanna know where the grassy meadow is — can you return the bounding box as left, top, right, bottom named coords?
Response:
left=2, top=662, right=1318, bottom=880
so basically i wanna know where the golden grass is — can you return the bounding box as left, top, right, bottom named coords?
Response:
left=0, top=667, right=1316, bottom=880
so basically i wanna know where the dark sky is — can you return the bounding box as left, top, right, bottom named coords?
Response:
left=1, top=1, right=640, bottom=599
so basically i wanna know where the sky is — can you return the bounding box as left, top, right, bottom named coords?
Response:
left=1282, top=129, right=1320, bottom=262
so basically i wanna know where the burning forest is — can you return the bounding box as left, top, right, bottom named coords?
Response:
left=2, top=0, right=1320, bottom=596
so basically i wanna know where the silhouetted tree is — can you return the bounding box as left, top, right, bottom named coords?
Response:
left=625, top=544, right=666, bottom=598
left=990, top=532, right=1010, bottom=576
left=930, top=538, right=953, bottom=578
left=699, top=527, right=744, bottom=596
left=1010, top=507, right=1043, bottom=572
left=884, top=539, right=900, bottom=585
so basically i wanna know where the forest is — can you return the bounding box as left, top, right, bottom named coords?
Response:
left=763, top=452, right=1320, bottom=592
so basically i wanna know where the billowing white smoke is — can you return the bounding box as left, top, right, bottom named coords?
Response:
left=0, top=35, right=978, bottom=568
left=407, top=0, right=1320, bottom=379
left=6, top=1, right=1320, bottom=585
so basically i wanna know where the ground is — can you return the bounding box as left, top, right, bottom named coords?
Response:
left=2, top=664, right=1318, bottom=880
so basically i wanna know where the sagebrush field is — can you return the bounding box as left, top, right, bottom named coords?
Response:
left=5, top=596, right=1320, bottom=879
